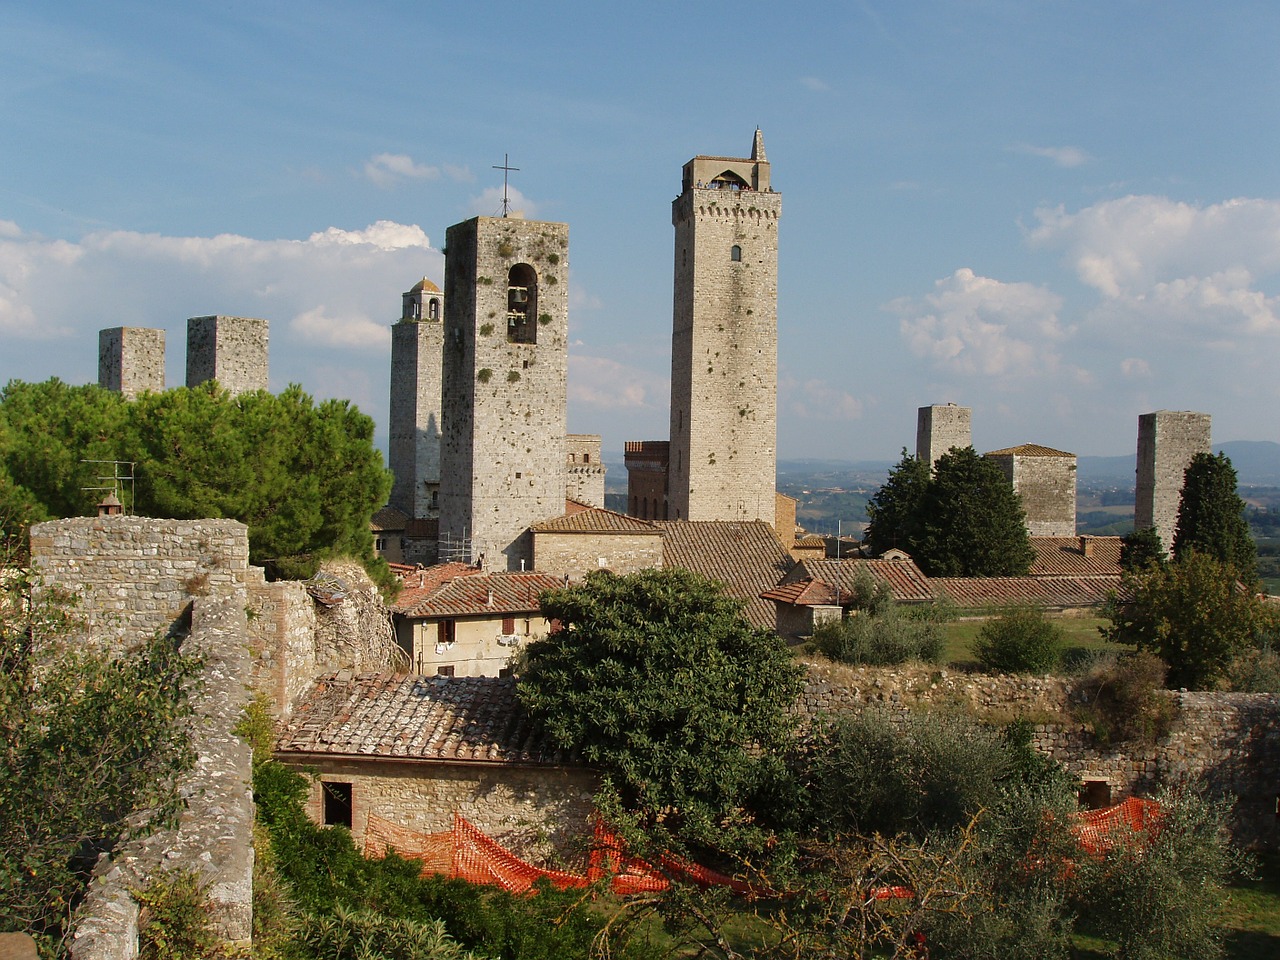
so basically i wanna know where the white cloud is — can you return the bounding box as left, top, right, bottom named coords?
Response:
left=469, top=186, right=537, bottom=219
left=363, top=153, right=440, bottom=187
left=1013, top=143, right=1092, bottom=168
left=307, top=220, right=434, bottom=251
left=888, top=268, right=1071, bottom=378
left=1029, top=195, right=1280, bottom=338
left=290, top=306, right=390, bottom=350
left=782, top=377, right=864, bottom=421
left=568, top=354, right=666, bottom=410
left=1120, top=357, right=1150, bottom=377
left=800, top=76, right=829, bottom=92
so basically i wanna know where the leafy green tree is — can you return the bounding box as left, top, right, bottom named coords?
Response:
left=916, top=446, right=1034, bottom=576
left=1173, top=451, right=1257, bottom=585
left=812, top=571, right=946, bottom=666
left=864, top=449, right=930, bottom=556
left=518, top=569, right=805, bottom=831
left=0, top=379, right=392, bottom=581
left=1102, top=551, right=1278, bottom=689
left=1120, top=526, right=1166, bottom=572
left=974, top=606, right=1065, bottom=674
left=0, top=568, right=199, bottom=951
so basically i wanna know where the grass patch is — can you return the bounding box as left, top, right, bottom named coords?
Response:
left=942, top=615, right=1121, bottom=669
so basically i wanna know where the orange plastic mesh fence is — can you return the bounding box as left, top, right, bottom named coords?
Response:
left=365, top=814, right=454, bottom=874
left=1073, top=797, right=1164, bottom=856
left=451, top=814, right=590, bottom=893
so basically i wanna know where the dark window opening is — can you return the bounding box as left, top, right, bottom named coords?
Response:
left=506, top=263, right=537, bottom=344
left=428, top=298, right=440, bottom=320
left=583, top=453, right=590, bottom=463
left=730, top=245, right=742, bottom=262
left=323, top=781, right=353, bottom=828
left=1079, top=780, right=1112, bottom=810
left=437, top=619, right=455, bottom=646
left=437, top=665, right=455, bottom=677
left=499, top=666, right=513, bottom=678
left=502, top=616, right=516, bottom=634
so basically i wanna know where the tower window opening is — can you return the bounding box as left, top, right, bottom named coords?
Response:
left=428, top=298, right=440, bottom=320
left=506, top=263, right=538, bottom=344
left=731, top=245, right=742, bottom=262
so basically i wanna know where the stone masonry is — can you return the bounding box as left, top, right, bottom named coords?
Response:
left=98, top=327, right=165, bottom=399
left=668, top=129, right=780, bottom=523
left=1135, top=410, right=1211, bottom=552
left=439, top=215, right=569, bottom=571
left=185, top=315, right=269, bottom=395
left=985, top=444, right=1077, bottom=536
left=565, top=433, right=605, bottom=507
left=916, top=403, right=972, bottom=468
left=389, top=279, right=445, bottom=519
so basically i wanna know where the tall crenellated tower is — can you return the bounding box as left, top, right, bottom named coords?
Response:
left=438, top=215, right=569, bottom=570
left=668, top=129, right=781, bottom=521
left=389, top=279, right=444, bottom=519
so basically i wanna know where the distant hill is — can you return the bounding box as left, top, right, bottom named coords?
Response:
left=1079, top=441, right=1280, bottom=486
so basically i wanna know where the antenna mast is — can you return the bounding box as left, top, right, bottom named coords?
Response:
left=492, top=153, right=519, bottom=217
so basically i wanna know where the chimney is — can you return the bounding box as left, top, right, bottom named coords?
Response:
left=1079, top=536, right=1094, bottom=558
left=97, top=491, right=123, bottom=517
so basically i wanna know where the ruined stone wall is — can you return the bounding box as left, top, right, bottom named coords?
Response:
left=247, top=578, right=317, bottom=717
left=669, top=181, right=780, bottom=523
left=70, top=589, right=255, bottom=960
left=439, top=216, right=569, bottom=571
left=533, top=531, right=663, bottom=580
left=185, top=315, right=269, bottom=396
left=916, top=404, right=971, bottom=469
left=799, top=661, right=1280, bottom=849
left=293, top=759, right=599, bottom=863
left=30, top=516, right=259, bottom=654
left=98, top=327, right=166, bottom=399
left=389, top=319, right=443, bottom=519
left=1135, top=410, right=1211, bottom=551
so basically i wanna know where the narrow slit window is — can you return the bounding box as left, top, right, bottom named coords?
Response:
left=730, top=245, right=742, bottom=262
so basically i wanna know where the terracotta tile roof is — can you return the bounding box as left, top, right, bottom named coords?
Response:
left=393, top=571, right=564, bottom=619
left=275, top=673, right=577, bottom=765
left=404, top=517, right=438, bottom=539
left=392, top=562, right=482, bottom=612
left=984, top=443, right=1075, bottom=457
left=654, top=520, right=794, bottom=631
left=1029, top=537, right=1124, bottom=577
left=786, top=558, right=936, bottom=604
left=563, top=499, right=592, bottom=516
left=371, top=506, right=410, bottom=530
left=794, top=536, right=826, bottom=548
left=761, top=579, right=850, bottom=606
left=531, top=507, right=661, bottom=534
left=931, top=576, right=1120, bottom=609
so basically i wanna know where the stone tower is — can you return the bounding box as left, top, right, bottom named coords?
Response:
left=984, top=444, right=1077, bottom=537
left=99, top=327, right=165, bottom=399
left=668, top=129, right=780, bottom=521
left=185, top=316, right=269, bottom=395
left=1135, top=410, right=1211, bottom=553
left=917, top=404, right=972, bottom=468
left=389, top=279, right=444, bottom=519
left=565, top=434, right=606, bottom=508
left=438, top=216, right=569, bottom=571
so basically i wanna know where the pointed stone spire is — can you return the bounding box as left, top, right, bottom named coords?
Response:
left=751, top=127, right=767, bottom=162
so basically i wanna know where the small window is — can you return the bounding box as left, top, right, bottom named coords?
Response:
left=506, top=263, right=537, bottom=344
left=323, top=781, right=353, bottom=828
left=730, top=245, right=742, bottom=262
left=502, top=616, right=515, bottom=634
left=1080, top=780, right=1112, bottom=810
left=437, top=664, right=455, bottom=677
left=437, top=620, right=455, bottom=646
left=583, top=453, right=590, bottom=463
left=428, top=298, right=440, bottom=320
left=375, top=537, right=386, bottom=551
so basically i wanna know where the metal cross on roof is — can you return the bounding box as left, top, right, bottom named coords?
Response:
left=492, top=153, right=519, bottom=217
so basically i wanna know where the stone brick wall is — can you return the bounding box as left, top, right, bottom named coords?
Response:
left=799, top=661, right=1280, bottom=849
left=533, top=530, right=664, bottom=580
left=292, top=758, right=600, bottom=862
left=247, top=578, right=317, bottom=716
left=916, top=404, right=971, bottom=469
left=185, top=315, right=269, bottom=396
left=30, top=516, right=259, bottom=654
left=389, top=319, right=443, bottom=519
left=669, top=165, right=780, bottom=523
left=987, top=450, right=1077, bottom=536
left=440, top=216, right=569, bottom=571
left=70, top=589, right=255, bottom=960
left=98, top=327, right=165, bottom=399
left=624, top=440, right=669, bottom=519
left=565, top=434, right=605, bottom=507
left=1135, top=410, right=1211, bottom=550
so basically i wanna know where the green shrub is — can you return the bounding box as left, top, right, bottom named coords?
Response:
left=974, top=606, right=1065, bottom=674
left=136, top=869, right=222, bottom=960
left=1224, top=643, right=1280, bottom=693
left=813, top=604, right=944, bottom=666
left=1071, top=650, right=1176, bottom=745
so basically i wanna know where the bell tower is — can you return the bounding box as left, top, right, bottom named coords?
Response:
left=389, top=278, right=444, bottom=519
left=668, top=129, right=781, bottom=521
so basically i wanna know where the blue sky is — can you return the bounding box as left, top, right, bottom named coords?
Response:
left=3, top=1, right=1279, bottom=462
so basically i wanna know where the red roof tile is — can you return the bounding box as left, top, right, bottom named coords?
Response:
left=984, top=444, right=1075, bottom=457
left=761, top=579, right=849, bottom=606
left=371, top=506, right=410, bottom=530
left=654, top=521, right=794, bottom=631
left=931, top=576, right=1120, bottom=609
left=786, top=558, right=936, bottom=604
left=532, top=508, right=661, bottom=534
left=392, top=562, right=482, bottom=612
left=275, top=673, right=577, bottom=765
left=393, top=571, right=565, bottom=619
left=1029, top=537, right=1124, bottom=577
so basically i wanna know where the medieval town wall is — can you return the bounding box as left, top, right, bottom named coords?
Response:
left=800, top=661, right=1280, bottom=849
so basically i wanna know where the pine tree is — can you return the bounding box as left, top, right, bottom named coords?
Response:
left=1173, top=452, right=1256, bottom=585
left=864, top=449, right=930, bottom=556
